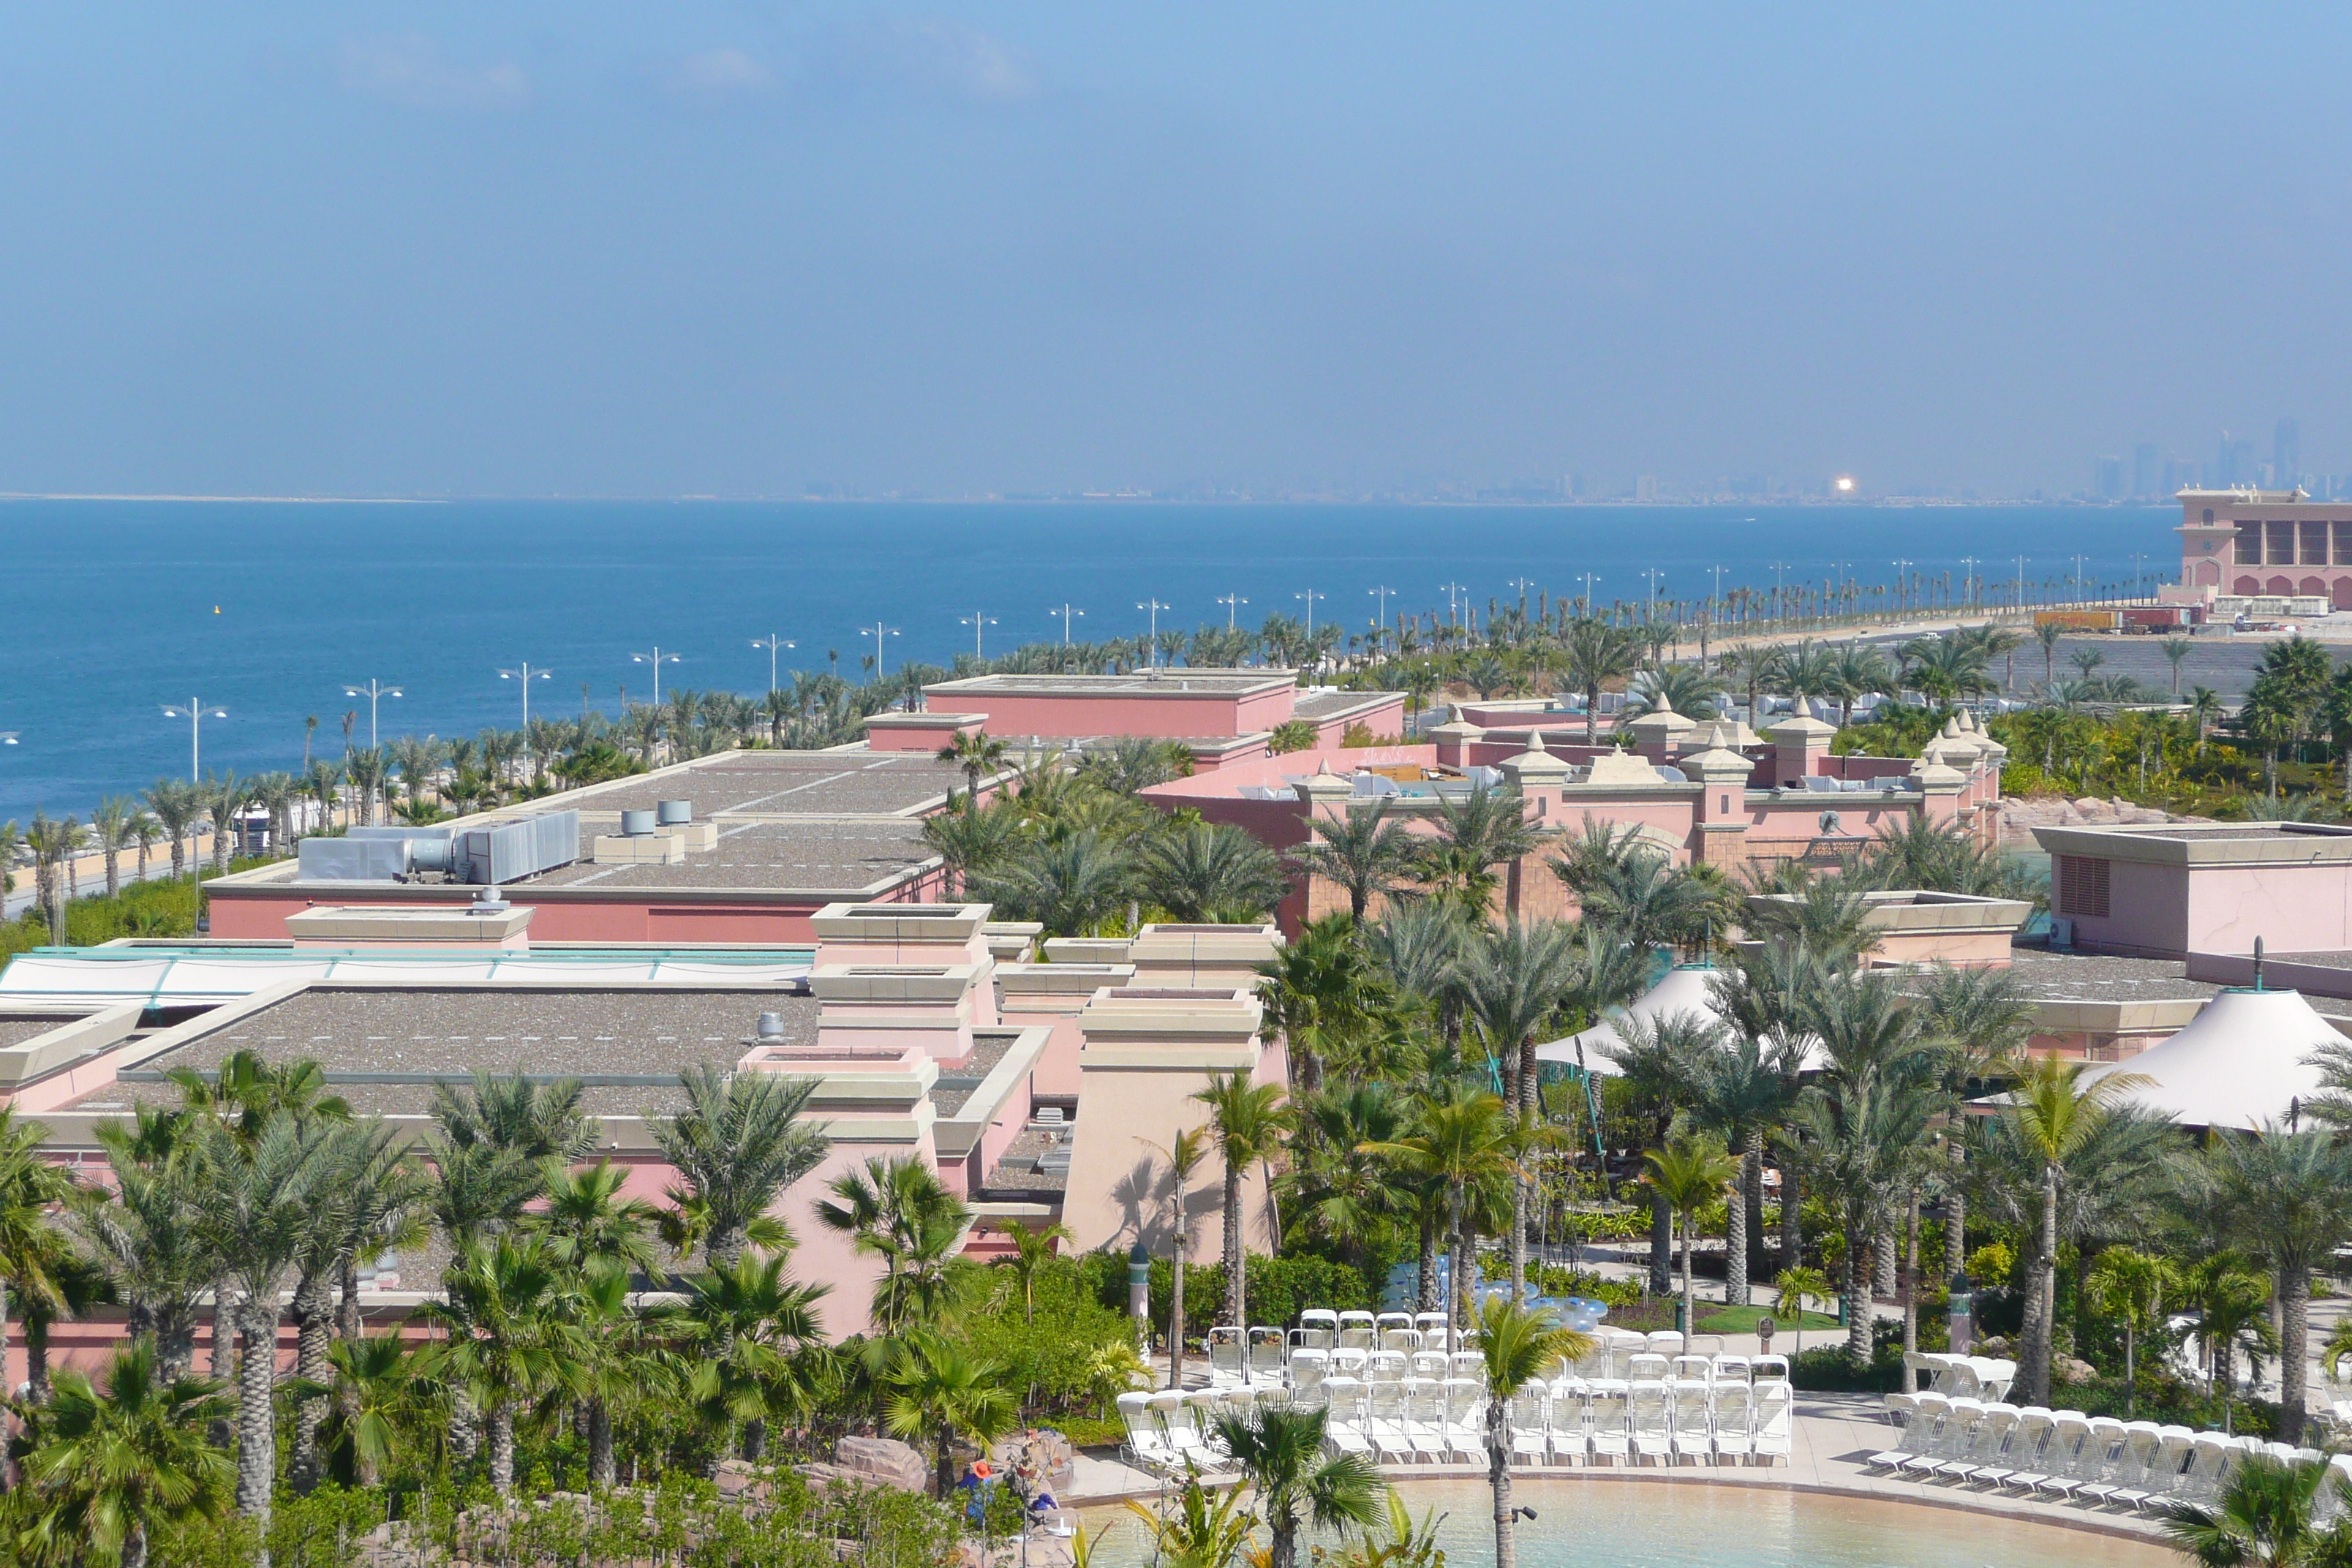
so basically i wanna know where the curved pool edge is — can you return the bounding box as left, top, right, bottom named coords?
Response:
left=1064, top=1462, right=2171, bottom=1549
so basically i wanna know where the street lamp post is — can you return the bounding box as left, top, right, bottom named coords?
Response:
left=1640, top=568, right=1665, bottom=619
left=750, top=635, right=796, bottom=693
left=2014, top=555, right=2029, bottom=610
left=1889, top=559, right=1913, bottom=617
left=1294, top=588, right=1324, bottom=633
left=341, top=679, right=402, bottom=749
left=1367, top=586, right=1395, bottom=652
left=1137, top=599, right=1171, bottom=666
left=1216, top=593, right=1248, bottom=630
left=1051, top=604, right=1086, bottom=644
left=1576, top=573, right=1599, bottom=614
left=1959, top=557, right=1980, bottom=611
left=161, top=698, right=227, bottom=778
left=859, top=623, right=901, bottom=687
left=959, top=612, right=997, bottom=661
left=630, top=649, right=682, bottom=706
left=497, top=665, right=551, bottom=737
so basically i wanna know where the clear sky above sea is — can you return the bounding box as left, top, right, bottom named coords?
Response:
left=0, top=4, right=2347, bottom=500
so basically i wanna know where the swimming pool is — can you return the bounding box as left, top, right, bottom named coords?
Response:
left=1080, top=1477, right=2172, bottom=1568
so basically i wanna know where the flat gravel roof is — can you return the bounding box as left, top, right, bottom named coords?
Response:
left=926, top=671, right=1285, bottom=697
left=532, top=817, right=935, bottom=892
left=527, top=753, right=970, bottom=819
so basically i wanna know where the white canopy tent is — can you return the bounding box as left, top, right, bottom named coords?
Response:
left=1532, top=965, right=1730, bottom=1077
left=2079, top=986, right=2338, bottom=1132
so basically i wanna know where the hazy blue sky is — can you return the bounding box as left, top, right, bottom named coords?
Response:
left=1, top=3, right=2345, bottom=497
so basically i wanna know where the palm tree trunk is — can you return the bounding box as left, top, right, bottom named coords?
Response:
left=208, top=1283, right=235, bottom=1448
left=1727, top=1147, right=1752, bottom=1308
left=1490, top=1401, right=1517, bottom=1568
left=1648, top=1186, right=1672, bottom=1296
left=1222, top=1167, right=1245, bottom=1331
left=1681, top=1215, right=1695, bottom=1334
left=1449, top=1189, right=1469, bottom=1355
left=290, top=1272, right=333, bottom=1491
left=589, top=1398, right=617, bottom=1488
left=1744, top=1131, right=1765, bottom=1286
left=235, top=1297, right=280, bottom=1539
left=1900, top=1196, right=1920, bottom=1387
left=1874, top=1229, right=1897, bottom=1300
left=1417, top=1210, right=1439, bottom=1314
left=1779, top=1166, right=1801, bottom=1271
left=2019, top=1164, right=2057, bottom=1407
left=123, top=1523, right=151, bottom=1568
left=935, top=1425, right=956, bottom=1499
left=337, top=1254, right=363, bottom=1342
left=489, top=1404, right=516, bottom=1493
left=25, top=1310, right=50, bottom=1405
left=2283, top=1261, right=2312, bottom=1444
left=1169, top=1214, right=1188, bottom=1390
left=1843, top=1226, right=1871, bottom=1369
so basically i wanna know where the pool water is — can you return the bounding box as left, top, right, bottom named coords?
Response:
left=1081, top=1477, right=2173, bottom=1568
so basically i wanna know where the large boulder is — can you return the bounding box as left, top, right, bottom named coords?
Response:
left=991, top=1429, right=1075, bottom=1494
left=835, top=1435, right=931, bottom=1493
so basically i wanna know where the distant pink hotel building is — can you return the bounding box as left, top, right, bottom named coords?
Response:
left=2174, top=486, right=2352, bottom=606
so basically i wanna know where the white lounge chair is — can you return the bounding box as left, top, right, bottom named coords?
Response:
left=1751, top=1353, right=1790, bottom=1386
left=2081, top=1421, right=2163, bottom=1507
left=2028, top=1412, right=2094, bottom=1497
left=1627, top=1352, right=1671, bottom=1384
left=1509, top=1387, right=1550, bottom=1466
left=1899, top=1397, right=1984, bottom=1477
left=1983, top=1405, right=2052, bottom=1491
left=2127, top=1426, right=2196, bottom=1512
left=1601, top=1330, right=1646, bottom=1380
left=1711, top=1354, right=1753, bottom=1387
left=1711, top=1382, right=1755, bottom=1465
left=1972, top=1357, right=2017, bottom=1403
left=2173, top=1432, right=2234, bottom=1507
left=1548, top=1377, right=1590, bottom=1464
left=1337, top=1311, right=1377, bottom=1351
left=1939, top=1403, right=2021, bottom=1484
left=1368, top=1379, right=1413, bottom=1463
left=1207, top=1326, right=1248, bottom=1387
left=1409, top=1349, right=1448, bottom=1381
left=1403, top=1377, right=1449, bottom=1462
left=1331, top=1346, right=1371, bottom=1379
left=1365, top=1350, right=1408, bottom=1387
left=1586, top=1380, right=1632, bottom=1466
left=1324, top=1376, right=1371, bottom=1455
left=1376, top=1311, right=1414, bottom=1337
left=1289, top=1348, right=1328, bottom=1397
left=1118, top=1391, right=1175, bottom=1473
left=1629, top=1379, right=1672, bottom=1465
left=1248, top=1327, right=1286, bottom=1385
left=1444, top=1377, right=1488, bottom=1460
left=1669, top=1354, right=1714, bottom=1387
left=1867, top=1392, right=1948, bottom=1469
left=1753, top=1380, right=1793, bottom=1464
left=1381, top=1325, right=1424, bottom=1356
left=1669, top=1376, right=1714, bottom=1464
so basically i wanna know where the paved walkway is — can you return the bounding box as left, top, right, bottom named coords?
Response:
left=1066, top=1391, right=2171, bottom=1545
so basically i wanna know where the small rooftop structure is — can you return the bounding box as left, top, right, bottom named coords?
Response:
left=872, top=668, right=1405, bottom=762
left=2035, top=820, right=2352, bottom=960
left=1745, top=889, right=2034, bottom=968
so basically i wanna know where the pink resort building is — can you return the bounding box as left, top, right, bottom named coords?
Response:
left=864, top=669, right=1407, bottom=771
left=2171, top=486, right=2352, bottom=608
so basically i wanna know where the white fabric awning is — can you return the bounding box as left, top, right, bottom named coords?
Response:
left=1534, top=965, right=1730, bottom=1077
left=2081, top=986, right=2338, bottom=1132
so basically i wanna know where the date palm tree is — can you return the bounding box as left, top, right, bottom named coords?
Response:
left=1142, top=1126, right=1210, bottom=1387
left=0, top=1104, right=78, bottom=1409
left=968, top=829, right=1135, bottom=937
left=935, top=729, right=1011, bottom=802
left=91, top=796, right=137, bottom=898
left=1419, top=785, right=1548, bottom=919
left=1295, top=799, right=1420, bottom=920
left=1461, top=919, right=1578, bottom=1294
left=201, top=774, right=243, bottom=872
left=1205, top=1406, right=1384, bottom=1568
left=1191, top=1071, right=1294, bottom=1330
left=652, top=1065, right=829, bottom=1269
left=1558, top=618, right=1640, bottom=743
left=144, top=780, right=199, bottom=881
left=1141, top=822, right=1290, bottom=922
left=20, top=1341, right=235, bottom=1568
left=74, top=1113, right=215, bottom=1381
left=2200, top=1126, right=2352, bottom=1444
left=1470, top=1297, right=1593, bottom=1568
left=1362, top=1093, right=1520, bottom=1350
left=883, top=1331, right=1018, bottom=1499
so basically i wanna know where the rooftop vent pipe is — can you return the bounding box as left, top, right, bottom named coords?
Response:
left=657, top=800, right=692, bottom=826
left=619, top=809, right=657, bottom=837
left=470, top=886, right=511, bottom=916
left=755, top=1011, right=785, bottom=1041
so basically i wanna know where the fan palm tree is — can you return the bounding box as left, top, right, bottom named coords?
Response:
left=2159, top=636, right=2196, bottom=698
left=1296, top=800, right=1420, bottom=920
left=658, top=1251, right=830, bottom=1463
left=815, top=1154, right=976, bottom=1333
left=651, top=1065, right=829, bottom=1268
left=969, top=829, right=1136, bottom=937
left=2162, top=1452, right=2336, bottom=1566
left=529, top=1158, right=660, bottom=1282
left=1141, top=822, right=1290, bottom=922
left=1646, top=1125, right=1739, bottom=1335
left=1191, top=1071, right=1294, bottom=1329
left=1999, top=1055, right=2152, bottom=1406
left=0, top=1104, right=78, bottom=1404
left=20, top=1341, right=235, bottom=1568
left=1256, top=913, right=1395, bottom=1092
left=317, top=1333, right=419, bottom=1489
left=1470, top=1297, right=1593, bottom=1568
left=987, top=1217, right=1072, bottom=1328
left=883, top=1332, right=1019, bottom=1498
left=417, top=1234, right=585, bottom=1492
left=1279, top=1083, right=1411, bottom=1278
left=1205, top=1406, right=1385, bottom=1568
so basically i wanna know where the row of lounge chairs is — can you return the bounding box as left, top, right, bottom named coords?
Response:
left=1209, top=1313, right=1750, bottom=1390
left=1867, top=1393, right=2342, bottom=1512
left=1117, top=1357, right=1793, bottom=1474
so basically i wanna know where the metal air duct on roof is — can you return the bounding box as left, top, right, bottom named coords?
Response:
left=657, top=800, right=692, bottom=826
left=620, top=810, right=656, bottom=837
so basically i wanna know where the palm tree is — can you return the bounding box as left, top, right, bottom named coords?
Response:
left=1469, top=1297, right=1592, bottom=1568
left=1460, top=919, right=1578, bottom=1294
left=660, top=1250, right=830, bottom=1463
left=2033, top=621, right=2062, bottom=686
left=1205, top=1406, right=1385, bottom=1568
left=1773, top=1266, right=1831, bottom=1357
left=1623, top=662, right=1726, bottom=720
left=1558, top=619, right=1640, bottom=743
left=1999, top=1055, right=2152, bottom=1406
left=920, top=802, right=1019, bottom=897
left=1419, top=785, right=1548, bottom=919
left=144, top=780, right=198, bottom=881
left=22, top=1341, right=235, bottom=1568
left=2160, top=636, right=2195, bottom=698
left=1125, top=1475, right=1259, bottom=1568
left=1142, top=1125, right=1210, bottom=1387
left=988, top=1217, right=1072, bottom=1327
left=1296, top=800, right=1420, bottom=920
left=2162, top=1453, right=2337, bottom=1566
left=1141, top=822, right=1290, bottom=922
left=1280, top=1083, right=1411, bottom=1278
left=2085, top=1246, right=2171, bottom=1418
left=1191, top=1072, right=1294, bottom=1330
left=815, top=1154, right=975, bottom=1333
left=1787, top=1059, right=1940, bottom=1369
left=2177, top=1253, right=2277, bottom=1436
left=319, top=1333, right=418, bottom=1489
left=1362, top=1093, right=1520, bottom=1350
left=936, top=730, right=1011, bottom=800
left=1646, top=1125, right=1738, bottom=1335
left=883, top=1332, right=1018, bottom=1498
left=2201, top=1126, right=2352, bottom=1443
left=651, top=1065, right=829, bottom=1268
left=530, top=1158, right=660, bottom=1281
left=0, top=1104, right=76, bottom=1403
left=197, top=1110, right=336, bottom=1531
left=418, top=1234, right=584, bottom=1492
left=74, top=1115, right=214, bottom=1381
left=91, top=796, right=137, bottom=899
left=2188, top=685, right=2225, bottom=749
left=200, top=773, right=244, bottom=872
left=968, top=830, right=1136, bottom=936
left=1256, top=913, right=1394, bottom=1093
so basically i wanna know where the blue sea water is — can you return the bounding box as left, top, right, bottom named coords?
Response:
left=0, top=500, right=2171, bottom=823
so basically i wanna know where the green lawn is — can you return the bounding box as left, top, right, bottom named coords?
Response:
left=1694, top=1303, right=1841, bottom=1335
